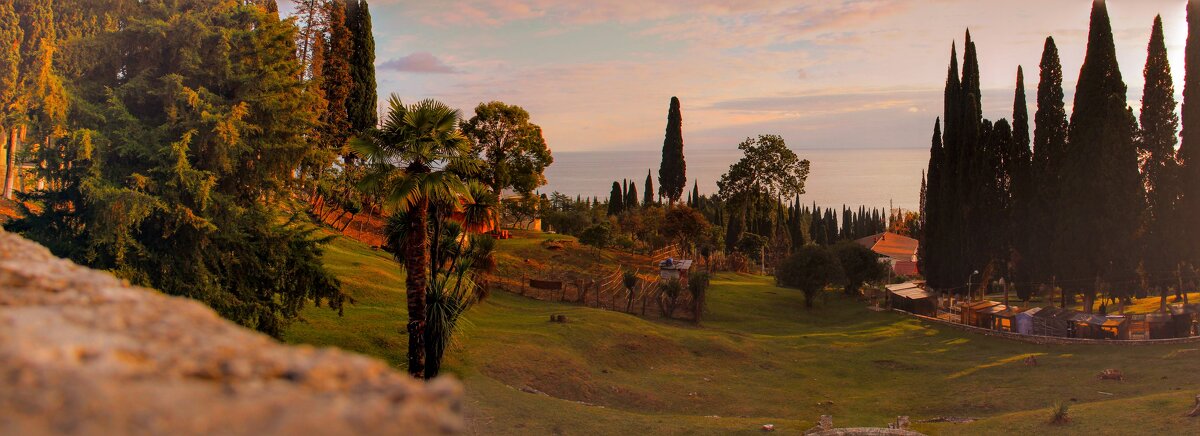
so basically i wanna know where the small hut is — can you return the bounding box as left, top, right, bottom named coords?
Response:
left=991, top=306, right=1023, bottom=332
left=977, top=304, right=1009, bottom=330
left=659, top=258, right=693, bottom=286
left=1100, top=316, right=1130, bottom=340
left=1169, top=304, right=1199, bottom=337
left=960, top=301, right=1001, bottom=327
left=1145, top=312, right=1176, bottom=339
left=1032, top=307, right=1074, bottom=337
left=1071, top=313, right=1107, bottom=339
left=1015, top=306, right=1042, bottom=335
left=885, top=282, right=935, bottom=316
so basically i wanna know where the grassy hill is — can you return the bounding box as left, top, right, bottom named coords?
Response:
left=285, top=231, right=1200, bottom=435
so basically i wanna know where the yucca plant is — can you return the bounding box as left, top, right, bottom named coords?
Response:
left=1049, top=401, right=1070, bottom=425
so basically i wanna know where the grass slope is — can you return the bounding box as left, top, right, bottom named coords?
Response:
left=286, top=232, right=1200, bottom=435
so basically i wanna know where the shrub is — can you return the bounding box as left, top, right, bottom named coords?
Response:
left=1049, top=401, right=1070, bottom=425
left=832, top=241, right=887, bottom=297
left=776, top=245, right=843, bottom=308
left=688, top=271, right=711, bottom=323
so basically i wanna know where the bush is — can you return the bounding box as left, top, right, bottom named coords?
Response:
left=688, top=271, right=711, bottom=323
left=579, top=223, right=613, bottom=251
left=776, top=245, right=843, bottom=308
left=659, top=278, right=683, bottom=318
left=1049, top=401, right=1070, bottom=425
left=832, top=241, right=887, bottom=297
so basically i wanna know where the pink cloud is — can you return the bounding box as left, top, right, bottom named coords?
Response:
left=379, top=52, right=459, bottom=74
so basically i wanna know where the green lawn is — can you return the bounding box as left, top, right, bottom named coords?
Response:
left=286, top=232, right=1200, bottom=435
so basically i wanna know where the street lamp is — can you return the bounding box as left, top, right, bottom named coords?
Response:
left=967, top=270, right=980, bottom=301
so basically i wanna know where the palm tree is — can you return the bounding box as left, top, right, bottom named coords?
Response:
left=356, top=96, right=473, bottom=378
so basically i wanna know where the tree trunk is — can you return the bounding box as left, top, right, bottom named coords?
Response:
left=4, top=128, right=17, bottom=200
left=405, top=197, right=430, bottom=379
left=340, top=212, right=357, bottom=231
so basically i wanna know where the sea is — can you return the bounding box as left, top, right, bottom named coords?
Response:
left=540, top=147, right=929, bottom=212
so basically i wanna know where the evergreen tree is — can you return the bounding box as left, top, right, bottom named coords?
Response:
left=1179, top=0, right=1200, bottom=265
left=1138, top=15, right=1182, bottom=290
left=320, top=1, right=353, bottom=156
left=11, top=0, right=346, bottom=337
left=0, top=0, right=23, bottom=198
left=921, top=119, right=942, bottom=282
left=1009, top=66, right=1034, bottom=300
left=1058, top=1, right=1142, bottom=311
left=345, top=0, right=378, bottom=133
left=644, top=169, right=655, bottom=206
left=608, top=181, right=623, bottom=215
left=1030, top=36, right=1069, bottom=291
left=692, top=181, right=700, bottom=209
left=626, top=181, right=639, bottom=209
left=659, top=96, right=686, bottom=204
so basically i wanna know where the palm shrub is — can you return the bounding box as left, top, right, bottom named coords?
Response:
left=659, top=278, right=684, bottom=318
left=1049, top=401, right=1070, bottom=425
left=688, top=271, right=711, bottom=323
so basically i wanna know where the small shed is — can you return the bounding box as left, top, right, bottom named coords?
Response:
left=886, top=282, right=936, bottom=316
left=1032, top=307, right=1075, bottom=337
left=1100, top=316, right=1130, bottom=340
left=960, top=300, right=1001, bottom=327
left=1144, top=312, right=1176, bottom=339
left=991, top=306, right=1023, bottom=332
left=659, top=258, right=693, bottom=284
left=1015, top=306, right=1042, bottom=335
left=1071, top=313, right=1108, bottom=339
left=1169, top=304, right=1199, bottom=338
left=977, top=304, right=1010, bottom=330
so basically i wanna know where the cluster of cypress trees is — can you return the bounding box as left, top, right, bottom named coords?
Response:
left=923, top=1, right=1200, bottom=311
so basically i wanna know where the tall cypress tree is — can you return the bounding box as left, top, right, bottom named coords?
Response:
left=320, top=2, right=353, bottom=155
left=659, top=96, right=686, bottom=205
left=1009, top=66, right=1033, bottom=299
left=345, top=0, right=378, bottom=133
left=957, top=31, right=984, bottom=293
left=644, top=169, right=655, bottom=206
left=930, top=43, right=961, bottom=291
left=1059, top=1, right=1142, bottom=310
left=1030, top=36, right=1069, bottom=291
left=1139, top=15, right=1182, bottom=290
left=608, top=181, right=623, bottom=216
left=1180, top=0, right=1200, bottom=266
left=922, top=118, right=943, bottom=284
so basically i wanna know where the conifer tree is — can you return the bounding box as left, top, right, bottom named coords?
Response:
left=1179, top=0, right=1200, bottom=265
left=1009, top=66, right=1033, bottom=299
left=921, top=119, right=942, bottom=283
left=320, top=1, right=353, bottom=156
left=626, top=181, right=639, bottom=209
left=692, top=181, right=700, bottom=208
left=608, top=181, right=623, bottom=215
left=644, top=169, right=655, bottom=206
left=0, top=1, right=22, bottom=196
left=346, top=0, right=378, bottom=133
left=1139, top=15, right=1182, bottom=290
left=1030, top=36, right=1069, bottom=290
left=1059, top=1, right=1142, bottom=310
left=659, top=96, right=686, bottom=205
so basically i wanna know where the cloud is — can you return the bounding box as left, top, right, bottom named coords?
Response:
left=378, top=52, right=459, bottom=74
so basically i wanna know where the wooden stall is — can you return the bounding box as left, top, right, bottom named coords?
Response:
left=886, top=282, right=936, bottom=316
left=1032, top=307, right=1076, bottom=337
left=991, top=306, right=1023, bottom=332
left=960, top=300, right=1001, bottom=327
left=1014, top=306, right=1042, bottom=335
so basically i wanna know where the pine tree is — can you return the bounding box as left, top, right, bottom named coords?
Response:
left=0, top=0, right=22, bottom=197
left=644, top=169, right=654, bottom=206
left=345, top=0, right=378, bottom=134
left=1139, top=15, right=1182, bottom=290
left=608, top=181, right=623, bottom=215
left=1179, top=0, right=1200, bottom=266
left=1059, top=1, right=1142, bottom=311
left=659, top=96, right=686, bottom=205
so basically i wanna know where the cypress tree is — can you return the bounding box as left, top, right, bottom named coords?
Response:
left=691, top=181, right=700, bottom=208
left=608, top=181, right=623, bottom=215
left=345, top=0, right=378, bottom=133
left=644, top=169, right=655, bottom=206
left=1138, top=15, right=1181, bottom=290
left=1010, top=66, right=1034, bottom=300
left=957, top=31, right=984, bottom=293
left=1179, top=0, right=1200, bottom=266
left=1059, top=1, right=1142, bottom=310
left=1030, top=36, right=1069, bottom=290
left=320, top=2, right=353, bottom=155
left=921, top=119, right=943, bottom=284
left=659, top=96, right=686, bottom=205
left=626, top=180, right=639, bottom=209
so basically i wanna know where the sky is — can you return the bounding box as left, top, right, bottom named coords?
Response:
left=321, top=0, right=1189, bottom=153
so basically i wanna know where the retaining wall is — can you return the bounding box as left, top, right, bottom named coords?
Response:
left=896, top=309, right=1200, bottom=346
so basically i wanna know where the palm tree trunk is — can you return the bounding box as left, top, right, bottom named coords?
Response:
left=405, top=197, right=430, bottom=378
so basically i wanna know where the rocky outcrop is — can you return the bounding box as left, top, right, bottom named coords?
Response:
left=0, top=231, right=462, bottom=435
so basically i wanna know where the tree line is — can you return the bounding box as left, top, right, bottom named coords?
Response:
left=922, top=1, right=1200, bottom=313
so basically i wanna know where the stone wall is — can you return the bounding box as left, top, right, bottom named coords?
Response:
left=896, top=309, right=1200, bottom=346
left=0, top=230, right=462, bottom=435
